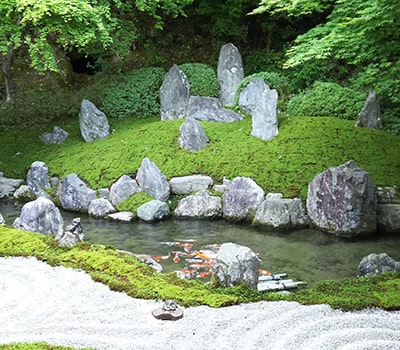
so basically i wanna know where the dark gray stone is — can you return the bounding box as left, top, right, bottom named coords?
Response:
left=137, top=200, right=170, bottom=222
left=239, top=78, right=279, bottom=140
left=169, top=175, right=213, bottom=195
left=58, top=217, right=84, bottom=247
left=27, top=161, right=51, bottom=199
left=356, top=91, right=382, bottom=130
left=79, top=99, right=110, bottom=142
left=40, top=126, right=68, bottom=144
left=377, top=204, right=400, bottom=233
left=307, top=160, right=377, bottom=237
left=109, top=175, right=140, bottom=206
left=136, top=158, right=170, bottom=201
left=178, top=118, right=209, bottom=151
left=174, top=190, right=222, bottom=218
left=60, top=174, right=96, bottom=213
left=0, top=174, right=23, bottom=198
left=213, top=242, right=259, bottom=289
left=88, top=198, right=116, bottom=218
left=160, top=64, right=190, bottom=121
left=217, top=43, right=244, bottom=106
left=358, top=253, right=400, bottom=277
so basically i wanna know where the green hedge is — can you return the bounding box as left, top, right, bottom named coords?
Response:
left=179, top=63, right=219, bottom=97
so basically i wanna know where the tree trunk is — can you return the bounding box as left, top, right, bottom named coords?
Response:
left=0, top=48, right=15, bottom=105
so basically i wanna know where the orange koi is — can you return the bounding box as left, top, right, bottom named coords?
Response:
left=259, top=269, right=272, bottom=276
left=152, top=253, right=170, bottom=262
left=196, top=271, right=211, bottom=278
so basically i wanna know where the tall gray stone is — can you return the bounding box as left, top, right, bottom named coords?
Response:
left=174, top=190, right=222, bottom=218
left=307, top=160, right=377, bottom=237
left=217, top=43, right=244, bottom=106
left=60, top=174, right=96, bottom=212
left=109, top=175, right=141, bottom=206
left=222, top=177, right=264, bottom=221
left=169, top=175, right=213, bottom=195
left=239, top=78, right=278, bottom=140
left=26, top=161, right=51, bottom=199
left=356, top=91, right=382, bottom=130
left=137, top=200, right=170, bottom=222
left=40, top=126, right=68, bottom=144
left=358, top=253, right=400, bottom=277
left=136, top=158, right=170, bottom=201
left=79, top=99, right=110, bottom=142
left=13, top=197, right=64, bottom=236
left=160, top=64, right=190, bottom=120
left=213, top=242, right=259, bottom=289
left=178, top=118, right=209, bottom=151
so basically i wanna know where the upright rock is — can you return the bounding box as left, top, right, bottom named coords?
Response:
left=40, top=126, right=68, bottom=144
left=109, top=175, right=141, bottom=206
left=217, top=43, right=244, bottom=106
left=358, top=253, right=400, bottom=277
left=26, top=161, right=51, bottom=199
left=136, top=158, right=170, bottom=201
left=213, top=242, right=259, bottom=289
left=239, top=78, right=279, bottom=140
left=0, top=212, right=5, bottom=225
left=307, top=160, right=377, bottom=237
left=174, top=190, right=222, bottom=218
left=13, top=197, right=64, bottom=236
left=60, top=174, right=96, bottom=212
left=160, top=64, right=190, bottom=120
left=178, top=118, right=209, bottom=151
left=79, top=99, right=110, bottom=142
left=222, top=177, right=264, bottom=222
left=356, top=91, right=382, bottom=130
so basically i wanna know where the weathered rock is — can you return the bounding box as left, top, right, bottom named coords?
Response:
left=187, top=96, right=243, bottom=123
left=107, top=211, right=134, bottom=223
left=58, top=217, right=84, bottom=247
left=109, top=175, right=141, bottom=206
left=307, top=160, right=377, bottom=237
left=377, top=204, right=400, bottom=233
left=13, top=185, right=36, bottom=201
left=0, top=212, right=5, bottom=225
left=376, top=186, right=400, bottom=204
left=217, top=43, right=244, bottom=106
left=169, top=175, right=213, bottom=195
left=59, top=174, right=96, bottom=212
left=40, top=126, right=68, bottom=144
left=253, top=193, right=309, bottom=229
left=88, top=198, right=116, bottom=218
left=356, top=91, right=382, bottom=130
left=26, top=161, right=51, bottom=199
left=98, top=188, right=110, bottom=200
left=222, top=177, right=264, bottom=221
left=12, top=197, right=64, bottom=236
left=357, top=253, right=400, bottom=277
left=0, top=173, right=23, bottom=198
left=174, top=190, right=222, bottom=218
left=213, top=177, right=230, bottom=193
left=239, top=78, right=278, bottom=140
left=79, top=99, right=110, bottom=142
left=213, top=242, right=259, bottom=289
left=137, top=200, right=170, bottom=222
left=178, top=118, right=209, bottom=151
left=136, top=158, right=170, bottom=201
left=160, top=64, right=190, bottom=121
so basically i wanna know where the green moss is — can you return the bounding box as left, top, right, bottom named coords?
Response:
left=0, top=343, right=93, bottom=350
left=115, top=191, right=154, bottom=213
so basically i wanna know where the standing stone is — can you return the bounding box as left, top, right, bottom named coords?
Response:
left=307, top=160, right=377, bottom=237
left=356, top=91, right=382, bottom=130
left=160, top=64, right=190, bottom=121
left=58, top=217, right=84, bottom=246
left=79, top=99, right=110, bottom=142
left=60, top=174, right=96, bottom=212
left=217, top=43, right=244, bottom=106
left=358, top=253, right=400, bottom=277
left=169, top=175, right=213, bottom=195
left=40, top=126, right=68, bottom=144
left=178, top=118, right=209, bottom=151
left=213, top=242, right=259, bottom=289
left=137, top=200, right=170, bottom=222
left=88, top=198, right=116, bottom=218
left=26, top=161, right=51, bottom=199
left=222, top=177, right=264, bottom=222
left=109, top=175, right=141, bottom=206
left=136, top=158, right=170, bottom=201
left=239, top=78, right=279, bottom=140
left=174, top=190, right=222, bottom=218
left=12, top=197, right=64, bottom=236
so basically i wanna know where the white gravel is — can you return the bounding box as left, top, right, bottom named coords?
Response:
left=1, top=256, right=399, bottom=350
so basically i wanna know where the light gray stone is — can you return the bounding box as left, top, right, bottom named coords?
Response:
left=169, top=175, right=213, bottom=195
left=137, top=200, right=170, bottom=222
left=107, top=211, right=134, bottom=223
left=217, top=43, right=244, bottom=106
left=13, top=185, right=36, bottom=201
left=0, top=174, right=23, bottom=198
left=174, top=190, right=222, bottom=218
left=109, top=175, right=140, bottom=206
left=27, top=161, right=51, bottom=199
left=58, top=217, right=84, bottom=247
left=40, top=126, right=68, bottom=144
left=160, top=64, right=190, bottom=121
left=59, top=174, right=96, bottom=213
left=0, top=212, right=5, bottom=225
left=178, top=118, right=209, bottom=151
left=376, top=186, right=400, bottom=204
left=377, top=204, right=400, bottom=233
left=88, top=198, right=116, bottom=218
left=79, top=99, right=110, bottom=142
left=358, top=253, right=400, bottom=277
left=98, top=188, right=110, bottom=200
left=356, top=91, right=382, bottom=130
left=136, top=158, right=170, bottom=201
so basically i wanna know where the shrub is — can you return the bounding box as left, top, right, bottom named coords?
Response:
left=179, top=63, right=219, bottom=97
left=101, top=67, right=165, bottom=119
left=287, top=81, right=367, bottom=120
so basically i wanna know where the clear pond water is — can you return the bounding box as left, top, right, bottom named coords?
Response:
left=1, top=199, right=399, bottom=287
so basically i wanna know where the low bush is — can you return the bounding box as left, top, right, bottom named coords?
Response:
left=179, top=63, right=219, bottom=97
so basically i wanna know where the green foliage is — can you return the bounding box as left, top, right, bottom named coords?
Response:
left=250, top=0, right=334, bottom=17
left=287, top=82, right=366, bottom=120
left=243, top=50, right=286, bottom=76
left=0, top=343, right=93, bottom=350
left=116, top=192, right=155, bottom=213
left=101, top=67, right=165, bottom=119
left=179, top=63, right=219, bottom=97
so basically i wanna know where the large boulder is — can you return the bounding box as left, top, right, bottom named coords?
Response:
left=136, top=158, right=170, bottom=201
left=212, top=242, right=259, bottom=289
left=239, top=78, right=278, bottom=140
left=137, top=200, right=170, bottom=222
left=88, top=198, right=116, bottom=218
left=26, top=161, right=51, bottom=199
left=377, top=204, right=400, bottom=234
left=357, top=253, right=400, bottom=277
left=59, top=174, right=96, bottom=212
left=187, top=96, right=243, bottom=123
left=178, top=118, right=209, bottom=151
left=217, top=43, right=244, bottom=106
left=222, top=177, right=264, bottom=221
left=0, top=172, right=23, bottom=198
left=79, top=99, right=110, bottom=142
left=307, top=160, right=377, bottom=237
left=355, top=91, right=382, bottom=130
left=109, top=175, right=141, bottom=206
left=174, top=190, right=222, bottom=218
left=12, top=197, right=64, bottom=236
left=169, top=175, right=213, bottom=195
left=159, top=64, right=190, bottom=121
left=40, top=126, right=68, bottom=144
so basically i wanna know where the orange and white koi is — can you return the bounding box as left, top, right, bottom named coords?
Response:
left=152, top=253, right=171, bottom=262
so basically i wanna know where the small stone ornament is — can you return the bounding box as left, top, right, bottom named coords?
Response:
left=152, top=300, right=183, bottom=321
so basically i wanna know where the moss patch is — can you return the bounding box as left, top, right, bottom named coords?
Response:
left=0, top=343, right=93, bottom=350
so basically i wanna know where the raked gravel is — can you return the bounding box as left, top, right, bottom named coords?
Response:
left=0, top=256, right=399, bottom=350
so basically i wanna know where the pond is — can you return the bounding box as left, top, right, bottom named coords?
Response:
left=1, top=198, right=399, bottom=287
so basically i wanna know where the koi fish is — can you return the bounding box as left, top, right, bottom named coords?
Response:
left=259, top=269, right=272, bottom=276
left=196, top=271, right=212, bottom=278
left=152, top=253, right=170, bottom=262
